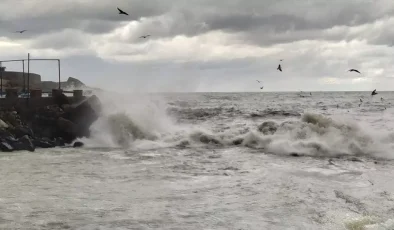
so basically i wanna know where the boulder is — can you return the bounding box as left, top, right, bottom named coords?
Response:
left=33, top=138, right=56, bottom=148
left=62, top=95, right=101, bottom=138
left=258, top=121, right=279, bottom=135
left=0, top=119, right=9, bottom=128
left=54, top=137, right=66, bottom=146
left=56, top=117, right=78, bottom=143
left=0, top=111, right=20, bottom=127
left=0, top=128, right=14, bottom=140
left=53, top=92, right=70, bottom=107
left=0, top=141, right=13, bottom=152
left=73, top=141, right=84, bottom=148
left=12, top=135, right=35, bottom=152
left=10, top=125, right=34, bottom=139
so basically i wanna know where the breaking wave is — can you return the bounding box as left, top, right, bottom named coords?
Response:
left=81, top=91, right=394, bottom=159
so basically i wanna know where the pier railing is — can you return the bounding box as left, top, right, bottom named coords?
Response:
left=0, top=53, right=61, bottom=95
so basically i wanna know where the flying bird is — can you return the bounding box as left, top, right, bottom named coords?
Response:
left=256, top=80, right=261, bottom=83
left=117, top=7, right=129, bottom=15
left=371, top=89, right=378, bottom=96
left=349, top=69, right=361, bottom=74
left=140, top=35, right=150, bottom=38
left=260, top=86, right=264, bottom=89
left=15, top=30, right=27, bottom=33
left=360, top=98, right=363, bottom=102
left=381, top=97, right=384, bottom=102
left=277, top=64, right=282, bottom=72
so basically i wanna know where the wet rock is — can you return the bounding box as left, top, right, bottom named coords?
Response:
left=56, top=117, right=79, bottom=143
left=54, top=137, right=66, bottom=147
left=13, top=135, right=35, bottom=152
left=33, top=138, right=56, bottom=148
left=199, top=135, right=221, bottom=145
left=63, top=95, right=101, bottom=138
left=258, top=121, right=279, bottom=135
left=73, top=141, right=84, bottom=148
left=0, top=142, right=13, bottom=152
left=232, top=138, right=243, bottom=145
left=57, top=117, right=77, bottom=135
left=0, top=129, right=14, bottom=140
left=53, top=92, right=70, bottom=107
left=0, top=94, right=101, bottom=151
left=0, top=119, right=9, bottom=128
left=10, top=125, right=34, bottom=139
left=290, top=153, right=301, bottom=157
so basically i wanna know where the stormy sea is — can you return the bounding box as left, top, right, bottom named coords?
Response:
left=1, top=91, right=394, bottom=230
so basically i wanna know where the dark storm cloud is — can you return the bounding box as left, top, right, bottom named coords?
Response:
left=0, top=0, right=170, bottom=39
left=2, top=0, right=393, bottom=44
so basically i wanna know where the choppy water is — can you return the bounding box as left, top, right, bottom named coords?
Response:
left=1, top=91, right=394, bottom=230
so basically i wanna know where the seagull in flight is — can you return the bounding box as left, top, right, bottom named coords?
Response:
left=117, top=7, right=129, bottom=15
left=277, top=64, right=282, bottom=72
left=371, top=89, right=378, bottom=96
left=15, top=30, right=27, bottom=33
left=349, top=69, right=361, bottom=74
left=360, top=98, right=363, bottom=102
left=256, top=80, right=262, bottom=83
left=140, top=35, right=150, bottom=39
left=260, top=86, right=264, bottom=89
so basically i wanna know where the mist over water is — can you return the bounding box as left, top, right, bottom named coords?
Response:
left=1, top=91, right=394, bottom=229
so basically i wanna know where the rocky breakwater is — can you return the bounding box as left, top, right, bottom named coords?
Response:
left=0, top=93, right=101, bottom=152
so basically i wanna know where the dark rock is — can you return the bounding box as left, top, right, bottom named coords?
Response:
left=258, top=121, right=279, bottom=135
left=0, top=142, right=13, bottom=152
left=56, top=117, right=78, bottom=143
left=62, top=95, right=101, bottom=138
left=73, top=141, right=84, bottom=148
left=199, top=135, right=221, bottom=145
left=57, top=117, right=77, bottom=135
left=0, top=111, right=20, bottom=127
left=10, top=125, right=34, bottom=138
left=54, top=137, right=66, bottom=146
left=290, top=153, right=300, bottom=157
left=33, top=138, right=56, bottom=148
left=0, top=94, right=101, bottom=151
left=53, top=93, right=70, bottom=107
left=5, top=135, right=18, bottom=143
left=13, top=135, right=35, bottom=152
left=232, top=138, right=244, bottom=145
left=0, top=129, right=14, bottom=140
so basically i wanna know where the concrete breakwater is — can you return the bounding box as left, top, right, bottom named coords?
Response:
left=0, top=89, right=101, bottom=152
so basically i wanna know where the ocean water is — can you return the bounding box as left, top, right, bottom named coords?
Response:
left=1, top=91, right=394, bottom=230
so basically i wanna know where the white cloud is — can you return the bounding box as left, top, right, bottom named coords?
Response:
left=93, top=30, right=283, bottom=62
left=320, top=77, right=342, bottom=85
left=352, top=77, right=372, bottom=83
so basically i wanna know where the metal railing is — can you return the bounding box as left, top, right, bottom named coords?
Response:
left=0, top=53, right=61, bottom=96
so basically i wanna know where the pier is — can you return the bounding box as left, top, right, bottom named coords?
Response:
left=0, top=89, right=87, bottom=109
left=0, top=54, right=89, bottom=109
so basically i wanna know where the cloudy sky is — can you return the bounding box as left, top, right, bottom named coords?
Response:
left=0, top=0, right=394, bottom=92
